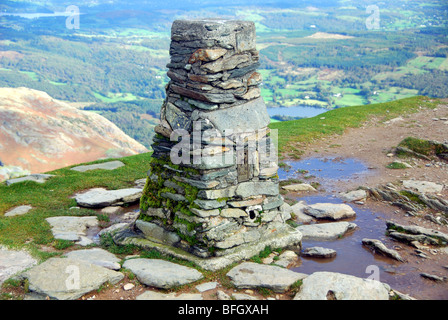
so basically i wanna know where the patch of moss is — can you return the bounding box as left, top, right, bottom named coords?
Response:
left=398, top=137, right=433, bottom=156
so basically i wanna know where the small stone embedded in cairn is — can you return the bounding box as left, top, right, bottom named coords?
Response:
left=138, top=19, right=299, bottom=259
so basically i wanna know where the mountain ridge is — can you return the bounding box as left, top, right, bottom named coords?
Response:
left=0, top=87, right=148, bottom=178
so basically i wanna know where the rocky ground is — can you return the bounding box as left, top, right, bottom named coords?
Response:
left=1, top=102, right=447, bottom=301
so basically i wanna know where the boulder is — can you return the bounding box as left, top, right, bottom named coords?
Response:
left=0, top=248, right=37, bottom=285
left=45, top=216, right=99, bottom=242
left=296, top=222, right=357, bottom=241
left=402, top=180, right=444, bottom=194
left=282, top=183, right=317, bottom=192
left=302, top=246, right=337, bottom=259
left=226, top=262, right=307, bottom=293
left=19, top=258, right=124, bottom=300
left=75, top=187, right=142, bottom=208
left=362, top=238, right=404, bottom=262
left=293, top=271, right=390, bottom=300
left=304, top=203, right=356, bottom=220
left=122, top=258, right=203, bottom=289
left=339, top=190, right=367, bottom=202
left=64, top=248, right=122, bottom=270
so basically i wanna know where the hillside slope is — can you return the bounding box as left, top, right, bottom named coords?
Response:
left=0, top=87, right=148, bottom=176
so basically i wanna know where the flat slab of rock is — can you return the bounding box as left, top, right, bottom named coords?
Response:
left=226, top=262, right=307, bottom=293
left=64, top=248, right=121, bottom=270
left=290, top=201, right=314, bottom=223
left=297, top=222, right=357, bottom=241
left=46, top=216, right=99, bottom=241
left=304, top=203, right=356, bottom=220
left=4, top=205, right=33, bottom=217
left=122, top=258, right=203, bottom=289
left=282, top=183, right=316, bottom=192
left=402, top=180, right=444, bottom=194
left=75, top=187, right=142, bottom=208
left=137, top=291, right=203, bottom=300
left=19, top=258, right=124, bottom=300
left=294, top=271, right=390, bottom=300
left=6, top=174, right=55, bottom=186
left=338, top=190, right=367, bottom=202
left=0, top=248, right=37, bottom=285
left=302, top=246, right=337, bottom=258
left=195, top=281, right=218, bottom=292
left=70, top=161, right=125, bottom=172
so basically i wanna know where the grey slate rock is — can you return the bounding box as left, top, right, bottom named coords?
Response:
left=122, top=258, right=203, bottom=289
left=75, top=187, right=142, bottom=208
left=70, top=160, right=125, bottom=172
left=64, top=248, right=122, bottom=270
left=6, top=174, right=55, bottom=186
left=19, top=258, right=124, bottom=300
left=226, top=262, right=307, bottom=293
left=4, top=205, right=33, bottom=217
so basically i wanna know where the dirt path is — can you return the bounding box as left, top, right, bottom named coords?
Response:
left=295, top=102, right=448, bottom=195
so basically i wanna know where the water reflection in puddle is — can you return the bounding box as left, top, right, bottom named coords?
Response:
left=278, top=157, right=371, bottom=184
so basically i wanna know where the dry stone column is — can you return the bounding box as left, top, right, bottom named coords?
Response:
left=138, top=19, right=299, bottom=260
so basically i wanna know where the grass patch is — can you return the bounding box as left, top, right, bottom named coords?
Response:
left=269, top=96, right=439, bottom=154
left=398, top=137, right=433, bottom=156
left=0, top=152, right=152, bottom=259
left=386, top=162, right=409, bottom=169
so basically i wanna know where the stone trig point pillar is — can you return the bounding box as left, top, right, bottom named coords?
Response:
left=130, top=19, right=302, bottom=270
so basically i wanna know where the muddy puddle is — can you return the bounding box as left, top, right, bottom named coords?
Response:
left=279, top=156, right=376, bottom=192
left=282, top=157, right=448, bottom=300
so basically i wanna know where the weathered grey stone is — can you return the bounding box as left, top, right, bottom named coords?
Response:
left=402, top=180, right=444, bottom=194
left=297, top=222, right=357, bottom=241
left=161, top=192, right=186, bottom=202
left=64, top=248, right=121, bottom=270
left=275, top=250, right=299, bottom=268
left=137, top=291, right=203, bottom=300
left=220, top=208, right=247, bottom=218
left=339, top=190, right=367, bottom=202
left=228, top=197, right=264, bottom=208
left=122, top=258, right=203, bottom=289
left=4, top=205, right=33, bottom=217
left=165, top=102, right=191, bottom=131
left=135, top=220, right=181, bottom=246
left=236, top=181, right=279, bottom=198
left=302, top=246, right=337, bottom=258
left=193, top=199, right=227, bottom=210
left=304, top=203, right=356, bottom=220
left=196, top=97, right=270, bottom=135
left=293, top=272, right=390, bottom=300
left=198, top=186, right=236, bottom=199
left=386, top=220, right=448, bottom=243
left=6, top=173, right=54, bottom=186
left=290, top=201, right=314, bottom=223
left=70, top=161, right=125, bottom=172
left=45, top=216, right=99, bottom=241
left=195, top=281, right=218, bottom=292
left=362, top=238, right=404, bottom=262
left=282, top=183, right=317, bottom=192
left=75, top=188, right=142, bottom=208
left=232, top=293, right=258, bottom=300
left=173, top=175, right=219, bottom=189
left=19, top=258, right=124, bottom=300
left=0, top=248, right=37, bottom=285
left=201, top=53, right=250, bottom=73
left=226, top=262, right=307, bottom=293
left=262, top=195, right=284, bottom=210
left=171, top=84, right=237, bottom=104
left=187, top=99, right=218, bottom=111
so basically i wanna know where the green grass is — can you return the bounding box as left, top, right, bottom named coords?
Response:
left=269, top=96, right=439, bottom=155
left=386, top=162, right=409, bottom=169
left=0, top=152, right=152, bottom=257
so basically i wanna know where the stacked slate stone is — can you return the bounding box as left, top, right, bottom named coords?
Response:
left=138, top=19, right=293, bottom=258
